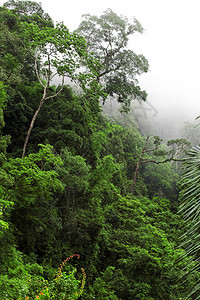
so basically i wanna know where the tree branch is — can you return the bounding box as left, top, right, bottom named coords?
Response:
left=45, top=75, right=65, bottom=100
left=145, top=146, right=159, bottom=153
left=34, top=53, right=45, bottom=88
left=141, top=157, right=188, bottom=164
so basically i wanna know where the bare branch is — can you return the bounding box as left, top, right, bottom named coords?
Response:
left=51, top=72, right=59, bottom=80
left=142, top=158, right=187, bottom=164
left=99, top=64, right=121, bottom=78
left=45, top=75, right=65, bottom=100
left=131, top=135, right=188, bottom=194
left=34, top=53, right=45, bottom=88
left=22, top=85, right=47, bottom=158
left=145, top=146, right=159, bottom=153
left=47, top=53, right=51, bottom=87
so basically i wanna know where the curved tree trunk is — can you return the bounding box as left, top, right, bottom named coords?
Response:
left=22, top=88, right=47, bottom=158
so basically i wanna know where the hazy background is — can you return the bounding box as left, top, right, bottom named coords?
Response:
left=1, top=0, right=200, bottom=137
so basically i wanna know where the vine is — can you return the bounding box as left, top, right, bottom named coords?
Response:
left=19, top=254, right=86, bottom=300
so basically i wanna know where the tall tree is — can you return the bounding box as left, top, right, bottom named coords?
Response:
left=19, top=21, right=99, bottom=157
left=131, top=136, right=189, bottom=193
left=76, top=9, right=149, bottom=112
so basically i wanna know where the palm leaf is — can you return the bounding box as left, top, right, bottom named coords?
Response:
left=179, top=146, right=200, bottom=296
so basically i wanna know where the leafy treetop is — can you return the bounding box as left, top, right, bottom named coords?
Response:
left=76, top=9, right=149, bottom=112
left=3, top=0, right=54, bottom=27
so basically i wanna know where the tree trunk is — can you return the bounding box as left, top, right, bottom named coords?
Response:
left=131, top=136, right=149, bottom=194
left=22, top=88, right=47, bottom=158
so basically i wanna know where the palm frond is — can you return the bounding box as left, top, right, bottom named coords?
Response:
left=179, top=146, right=200, bottom=296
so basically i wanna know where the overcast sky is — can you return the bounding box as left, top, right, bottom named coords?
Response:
left=39, top=0, right=200, bottom=122
left=1, top=0, right=200, bottom=123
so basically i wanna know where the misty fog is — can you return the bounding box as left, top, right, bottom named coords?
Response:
left=101, top=94, right=199, bottom=144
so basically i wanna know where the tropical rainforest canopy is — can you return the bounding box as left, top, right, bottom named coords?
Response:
left=0, top=1, right=200, bottom=299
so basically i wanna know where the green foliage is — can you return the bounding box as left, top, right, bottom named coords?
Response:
left=179, top=146, right=200, bottom=299
left=141, top=162, right=179, bottom=200
left=0, top=81, right=7, bottom=128
left=0, top=82, right=12, bottom=235
left=0, top=7, right=36, bottom=85
left=0, top=241, right=44, bottom=300
left=32, top=85, right=101, bottom=162
left=3, top=144, right=63, bottom=206
left=0, top=144, right=64, bottom=254
left=0, top=250, right=85, bottom=300
left=76, top=9, right=149, bottom=112
left=19, top=20, right=101, bottom=89
left=90, top=155, right=123, bottom=194
left=89, top=194, right=193, bottom=299
left=58, top=149, right=90, bottom=193
left=27, top=255, right=86, bottom=300
left=3, top=0, right=54, bottom=28
left=19, top=19, right=105, bottom=156
left=0, top=2, right=196, bottom=300
left=85, top=266, right=118, bottom=299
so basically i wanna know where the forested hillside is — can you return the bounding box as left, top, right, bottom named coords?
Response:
left=0, top=1, right=200, bottom=299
